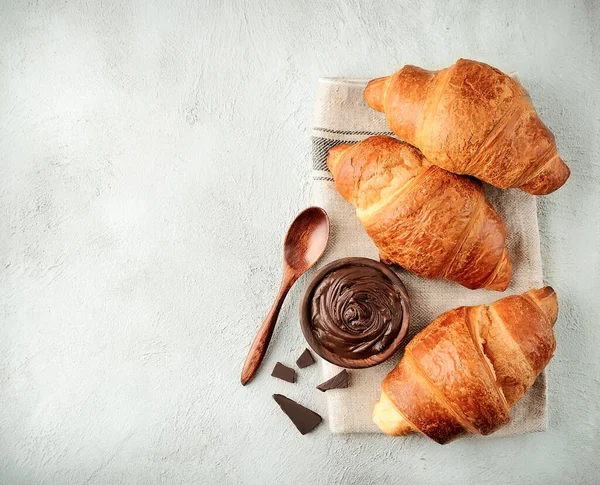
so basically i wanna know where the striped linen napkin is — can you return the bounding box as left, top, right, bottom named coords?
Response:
left=310, top=77, right=548, bottom=436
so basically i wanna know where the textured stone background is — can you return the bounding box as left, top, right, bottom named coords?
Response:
left=1, top=1, right=599, bottom=484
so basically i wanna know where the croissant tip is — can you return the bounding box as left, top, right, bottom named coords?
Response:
left=531, top=286, right=556, bottom=301
left=483, top=250, right=512, bottom=291
left=526, top=286, right=558, bottom=326
left=364, top=76, right=389, bottom=112
left=326, top=144, right=352, bottom=175
left=519, top=154, right=571, bottom=195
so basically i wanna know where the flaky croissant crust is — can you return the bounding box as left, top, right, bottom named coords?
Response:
left=364, top=59, right=570, bottom=195
left=373, top=286, right=558, bottom=444
left=327, top=136, right=512, bottom=290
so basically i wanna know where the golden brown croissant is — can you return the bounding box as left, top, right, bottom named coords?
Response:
left=327, top=135, right=512, bottom=290
left=364, top=59, right=570, bottom=195
left=373, top=287, right=558, bottom=443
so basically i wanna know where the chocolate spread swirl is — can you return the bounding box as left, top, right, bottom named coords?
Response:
left=310, top=265, right=404, bottom=360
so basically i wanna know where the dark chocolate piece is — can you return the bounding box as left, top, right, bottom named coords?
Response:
left=317, top=369, right=349, bottom=392
left=296, top=348, right=315, bottom=368
left=273, top=394, right=322, bottom=435
left=271, top=362, right=295, bottom=383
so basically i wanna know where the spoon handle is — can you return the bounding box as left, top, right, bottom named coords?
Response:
left=241, top=271, right=296, bottom=385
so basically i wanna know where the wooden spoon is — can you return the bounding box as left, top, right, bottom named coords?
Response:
left=241, top=207, right=330, bottom=385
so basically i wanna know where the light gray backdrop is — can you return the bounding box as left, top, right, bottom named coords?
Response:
left=1, top=1, right=599, bottom=484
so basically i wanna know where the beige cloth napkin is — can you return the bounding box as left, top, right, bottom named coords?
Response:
left=310, top=78, right=548, bottom=437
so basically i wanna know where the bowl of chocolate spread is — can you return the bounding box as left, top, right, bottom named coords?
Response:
left=300, top=257, right=410, bottom=368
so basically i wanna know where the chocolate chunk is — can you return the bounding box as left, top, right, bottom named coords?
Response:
left=316, top=369, right=349, bottom=392
left=296, top=348, right=315, bottom=368
left=271, top=362, right=295, bottom=383
left=273, top=394, right=322, bottom=435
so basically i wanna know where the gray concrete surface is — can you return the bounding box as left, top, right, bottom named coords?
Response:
left=1, top=1, right=599, bottom=484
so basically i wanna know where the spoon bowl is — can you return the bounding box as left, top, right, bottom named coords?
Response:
left=284, top=207, right=330, bottom=272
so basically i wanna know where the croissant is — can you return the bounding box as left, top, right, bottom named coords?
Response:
left=373, top=287, right=558, bottom=443
left=364, top=59, right=570, bottom=195
left=327, top=135, right=512, bottom=290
